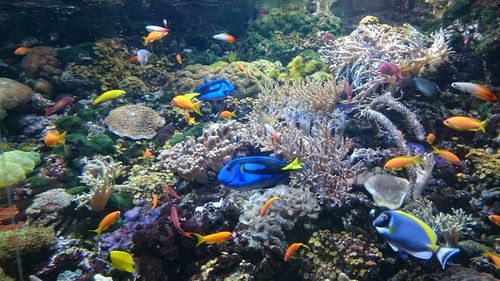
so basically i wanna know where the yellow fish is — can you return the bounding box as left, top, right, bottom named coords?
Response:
left=93, top=90, right=126, bottom=105
left=44, top=131, right=66, bottom=147
left=191, top=231, right=232, bottom=247
left=183, top=112, right=197, bottom=125
left=384, top=155, right=423, bottom=171
left=143, top=31, right=168, bottom=45
left=443, top=116, right=487, bottom=132
left=172, top=93, right=203, bottom=116
left=110, top=250, right=135, bottom=273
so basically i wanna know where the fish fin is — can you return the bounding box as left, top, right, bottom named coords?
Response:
left=431, top=146, right=439, bottom=154
left=479, top=119, right=487, bottom=132
left=436, top=247, right=460, bottom=270
left=90, top=228, right=102, bottom=235
left=184, top=92, right=200, bottom=100
left=143, top=37, right=148, bottom=46
left=413, top=154, right=423, bottom=166
left=193, top=101, right=203, bottom=116
left=405, top=249, right=433, bottom=260
left=281, top=157, right=302, bottom=171
left=191, top=233, right=205, bottom=247
left=387, top=242, right=399, bottom=252
left=231, top=110, right=237, bottom=117
left=58, top=131, right=67, bottom=145
left=301, top=244, right=311, bottom=251
left=44, top=108, right=53, bottom=117
left=203, top=75, right=209, bottom=83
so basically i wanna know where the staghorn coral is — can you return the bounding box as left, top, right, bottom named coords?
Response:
left=237, top=184, right=319, bottom=251
left=105, top=104, right=165, bottom=140
left=157, top=121, right=252, bottom=183
left=299, top=230, right=384, bottom=280
left=0, top=78, right=34, bottom=119
left=319, top=18, right=453, bottom=104
left=76, top=155, right=131, bottom=212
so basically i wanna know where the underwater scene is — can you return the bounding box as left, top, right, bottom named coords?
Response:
left=0, top=0, right=499, bottom=280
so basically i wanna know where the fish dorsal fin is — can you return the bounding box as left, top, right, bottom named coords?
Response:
left=395, top=210, right=437, bottom=245
left=241, top=163, right=272, bottom=174
left=183, top=92, right=200, bottom=100
left=405, top=249, right=433, bottom=260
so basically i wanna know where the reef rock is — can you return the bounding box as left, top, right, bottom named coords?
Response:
left=0, top=78, right=34, bottom=119
left=105, top=104, right=165, bottom=140
left=21, top=46, right=61, bottom=82
left=26, top=188, right=75, bottom=228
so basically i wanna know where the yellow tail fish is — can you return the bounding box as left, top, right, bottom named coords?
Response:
left=93, top=90, right=126, bottom=105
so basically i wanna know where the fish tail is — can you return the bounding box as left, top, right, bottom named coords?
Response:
left=143, top=37, right=148, bottom=45
left=436, top=246, right=460, bottom=270
left=412, top=154, right=423, bottom=166
left=90, top=228, right=102, bottom=235
left=282, top=157, right=302, bottom=171
left=58, top=131, right=67, bottom=145
left=431, top=146, right=439, bottom=154
left=479, top=119, right=487, bottom=132
left=44, top=107, right=54, bottom=117
left=191, top=233, right=205, bottom=247
left=231, top=110, right=237, bottom=117
left=301, top=244, right=311, bottom=250
left=193, top=101, right=203, bottom=116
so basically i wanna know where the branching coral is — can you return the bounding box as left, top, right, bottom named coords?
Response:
left=77, top=155, right=131, bottom=211
left=157, top=121, right=252, bottom=183
left=237, top=184, right=319, bottom=251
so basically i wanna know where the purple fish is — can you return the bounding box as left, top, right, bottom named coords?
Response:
left=378, top=61, right=402, bottom=78
left=136, top=49, right=149, bottom=67
left=45, top=96, right=75, bottom=116
left=408, top=142, right=426, bottom=154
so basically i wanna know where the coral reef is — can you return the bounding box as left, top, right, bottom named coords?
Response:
left=21, top=46, right=62, bottom=82
left=26, top=188, right=75, bottom=228
left=0, top=227, right=56, bottom=263
left=105, top=104, right=165, bottom=140
left=0, top=78, right=34, bottom=119
left=157, top=121, right=252, bottom=183
left=76, top=155, right=131, bottom=211
left=299, top=230, right=384, bottom=280
left=362, top=173, right=409, bottom=209
left=238, top=184, right=319, bottom=250
left=0, top=150, right=40, bottom=188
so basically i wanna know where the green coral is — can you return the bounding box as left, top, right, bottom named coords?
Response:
left=0, top=227, right=56, bottom=262
left=55, top=115, right=86, bottom=134
left=287, top=52, right=326, bottom=80
left=66, top=133, right=115, bottom=157
left=168, top=123, right=205, bottom=146
left=0, top=267, right=14, bottom=281
left=0, top=150, right=40, bottom=188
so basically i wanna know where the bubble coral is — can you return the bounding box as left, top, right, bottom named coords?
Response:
left=0, top=150, right=40, bottom=188
left=0, top=78, right=34, bottom=119
left=105, top=104, right=165, bottom=140
left=300, top=230, right=384, bottom=280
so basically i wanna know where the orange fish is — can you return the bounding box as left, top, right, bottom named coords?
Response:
left=443, top=116, right=487, bottom=132
left=176, top=53, right=183, bottom=64
left=384, top=155, right=423, bottom=171
left=483, top=251, right=500, bottom=269
left=260, top=196, right=280, bottom=217
left=451, top=82, right=497, bottom=102
left=237, top=63, right=245, bottom=72
left=165, top=184, right=181, bottom=200
left=14, top=47, right=30, bottom=56
left=143, top=31, right=168, bottom=45
left=129, top=55, right=138, bottom=64
left=152, top=194, right=159, bottom=209
left=426, top=133, right=436, bottom=145
left=284, top=243, right=310, bottom=262
left=488, top=214, right=500, bottom=227
left=213, top=33, right=236, bottom=44
left=44, top=131, right=66, bottom=147
left=142, top=148, right=153, bottom=159
left=172, top=93, right=203, bottom=116
left=90, top=211, right=121, bottom=235
left=431, top=147, right=461, bottom=165
left=218, top=110, right=236, bottom=119
left=191, top=231, right=232, bottom=247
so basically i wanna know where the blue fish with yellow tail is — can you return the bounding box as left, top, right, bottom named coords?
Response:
left=194, top=77, right=235, bottom=101
left=217, top=156, right=302, bottom=190
left=373, top=210, right=459, bottom=270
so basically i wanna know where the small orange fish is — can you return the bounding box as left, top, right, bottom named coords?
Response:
left=431, top=147, right=461, bottom=165
left=90, top=211, right=121, bottom=235
left=213, top=33, right=236, bottom=44
left=260, top=196, right=280, bottom=217
left=483, top=251, right=500, bottom=269
left=426, top=133, right=436, bottom=145
left=443, top=116, right=487, bottom=132
left=191, top=231, right=232, bottom=247
left=284, top=243, right=310, bottom=262
left=44, top=131, right=67, bottom=147
left=14, top=47, right=30, bottom=56
left=129, top=55, right=138, bottom=64
left=176, top=53, right=183, bottom=64
left=488, top=214, right=500, bottom=227
left=451, top=82, right=497, bottom=102
left=143, top=31, right=168, bottom=45
left=237, top=63, right=245, bottom=72
left=172, top=93, right=203, bottom=116
left=152, top=194, right=159, bottom=209
left=384, top=155, right=423, bottom=171
left=142, top=148, right=153, bottom=159
left=218, top=110, right=236, bottom=119
left=165, top=184, right=181, bottom=200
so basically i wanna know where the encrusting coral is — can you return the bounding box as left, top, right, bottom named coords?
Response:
left=105, top=104, right=165, bottom=140
left=237, top=184, right=319, bottom=251
left=77, top=155, right=132, bottom=211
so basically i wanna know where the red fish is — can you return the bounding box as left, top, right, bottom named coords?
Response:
left=319, top=32, right=334, bottom=44
left=170, top=206, right=194, bottom=240
left=45, top=96, right=75, bottom=116
left=379, top=61, right=402, bottom=78
left=165, top=184, right=181, bottom=199
left=343, top=79, right=353, bottom=108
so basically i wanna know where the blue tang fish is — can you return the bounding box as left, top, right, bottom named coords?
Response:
left=373, top=210, right=459, bottom=269
left=217, top=156, right=302, bottom=190
left=194, top=77, right=235, bottom=101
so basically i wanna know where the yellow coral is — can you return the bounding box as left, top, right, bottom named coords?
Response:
left=359, top=16, right=379, bottom=26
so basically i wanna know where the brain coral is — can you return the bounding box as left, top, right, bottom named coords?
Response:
left=105, top=104, right=165, bottom=140
left=163, top=62, right=270, bottom=99
left=0, top=78, right=34, bottom=119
